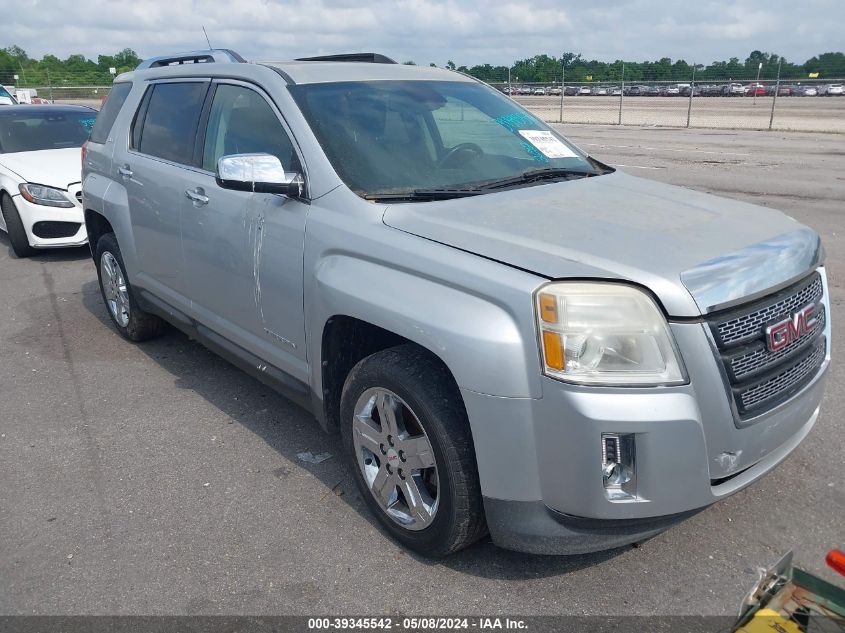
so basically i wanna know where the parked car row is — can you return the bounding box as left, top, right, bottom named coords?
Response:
left=680, top=83, right=843, bottom=97
left=0, top=87, right=53, bottom=105
left=501, top=82, right=844, bottom=97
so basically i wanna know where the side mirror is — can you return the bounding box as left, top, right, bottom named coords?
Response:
left=216, top=153, right=303, bottom=197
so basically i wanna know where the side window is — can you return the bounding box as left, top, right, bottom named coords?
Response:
left=137, top=82, right=207, bottom=164
left=201, top=84, right=300, bottom=173
left=89, top=82, right=132, bottom=144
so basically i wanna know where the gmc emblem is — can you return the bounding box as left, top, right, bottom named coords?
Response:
left=765, top=303, right=818, bottom=352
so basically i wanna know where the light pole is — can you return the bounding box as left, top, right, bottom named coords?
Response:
left=753, top=61, right=762, bottom=106
left=618, top=62, right=625, bottom=125
left=559, top=57, right=565, bottom=123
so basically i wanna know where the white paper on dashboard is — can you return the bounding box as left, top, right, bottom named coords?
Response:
left=517, top=130, right=578, bottom=158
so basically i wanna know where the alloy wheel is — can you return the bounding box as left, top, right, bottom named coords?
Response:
left=352, top=387, right=439, bottom=530
left=100, top=251, right=130, bottom=328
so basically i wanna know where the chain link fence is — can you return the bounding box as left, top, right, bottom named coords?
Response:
left=4, top=69, right=844, bottom=133
left=494, top=78, right=845, bottom=132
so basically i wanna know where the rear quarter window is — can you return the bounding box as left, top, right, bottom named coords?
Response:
left=89, top=82, right=132, bottom=144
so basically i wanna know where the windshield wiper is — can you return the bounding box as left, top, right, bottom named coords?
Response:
left=475, top=168, right=594, bottom=191
left=362, top=169, right=596, bottom=202
left=364, top=188, right=486, bottom=202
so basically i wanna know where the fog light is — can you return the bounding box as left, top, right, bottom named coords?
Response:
left=602, top=433, right=636, bottom=499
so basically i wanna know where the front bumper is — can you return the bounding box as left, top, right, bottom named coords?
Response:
left=463, top=321, right=829, bottom=554
left=483, top=498, right=702, bottom=555
left=12, top=193, right=87, bottom=249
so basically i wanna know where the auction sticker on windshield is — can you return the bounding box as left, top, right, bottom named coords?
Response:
left=518, top=130, right=578, bottom=158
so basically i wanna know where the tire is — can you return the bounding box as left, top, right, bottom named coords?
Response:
left=340, top=344, right=486, bottom=556
left=95, top=233, right=164, bottom=342
left=1, top=193, right=36, bottom=258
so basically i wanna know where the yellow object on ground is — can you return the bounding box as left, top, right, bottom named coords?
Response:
left=735, top=608, right=803, bottom=633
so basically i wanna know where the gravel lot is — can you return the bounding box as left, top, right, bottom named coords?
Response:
left=0, top=125, right=842, bottom=616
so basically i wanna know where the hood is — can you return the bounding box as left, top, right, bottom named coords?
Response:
left=0, top=147, right=82, bottom=189
left=382, top=171, right=821, bottom=317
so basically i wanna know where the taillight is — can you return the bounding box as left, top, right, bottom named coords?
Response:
left=81, top=141, right=88, bottom=167
left=827, top=549, right=845, bottom=577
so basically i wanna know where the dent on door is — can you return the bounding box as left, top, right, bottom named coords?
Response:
left=252, top=194, right=308, bottom=367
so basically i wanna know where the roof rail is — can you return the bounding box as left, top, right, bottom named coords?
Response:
left=136, top=49, right=245, bottom=70
left=294, top=53, right=397, bottom=64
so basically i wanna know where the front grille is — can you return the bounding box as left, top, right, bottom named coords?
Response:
left=736, top=339, right=826, bottom=412
left=713, top=274, right=823, bottom=346
left=75, top=191, right=83, bottom=205
left=727, top=306, right=826, bottom=381
left=708, top=272, right=826, bottom=421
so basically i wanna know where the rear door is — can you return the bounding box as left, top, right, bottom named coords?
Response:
left=122, top=79, right=209, bottom=305
left=181, top=80, right=309, bottom=378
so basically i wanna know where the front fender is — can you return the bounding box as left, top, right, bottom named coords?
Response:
left=310, top=254, right=537, bottom=398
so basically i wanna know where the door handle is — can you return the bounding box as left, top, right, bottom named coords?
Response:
left=185, top=187, right=209, bottom=206
left=118, top=165, right=133, bottom=179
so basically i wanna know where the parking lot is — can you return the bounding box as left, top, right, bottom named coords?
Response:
left=0, top=124, right=842, bottom=616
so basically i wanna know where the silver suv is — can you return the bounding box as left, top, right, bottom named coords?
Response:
left=82, top=50, right=830, bottom=556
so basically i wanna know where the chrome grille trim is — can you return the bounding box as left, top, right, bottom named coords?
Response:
left=737, top=339, right=826, bottom=412
left=713, top=273, right=823, bottom=347
left=707, top=271, right=826, bottom=421
left=728, top=306, right=825, bottom=381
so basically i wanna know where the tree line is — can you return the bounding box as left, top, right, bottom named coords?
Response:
left=2, top=44, right=844, bottom=87
left=0, top=46, right=141, bottom=86
left=426, top=51, right=845, bottom=84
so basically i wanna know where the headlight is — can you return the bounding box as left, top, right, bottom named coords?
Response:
left=19, top=183, right=74, bottom=208
left=535, top=282, right=687, bottom=386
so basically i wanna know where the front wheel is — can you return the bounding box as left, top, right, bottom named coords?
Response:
left=340, top=345, right=486, bottom=556
left=1, top=193, right=36, bottom=258
left=95, top=233, right=164, bottom=342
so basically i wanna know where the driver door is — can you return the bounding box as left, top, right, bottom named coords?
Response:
left=180, top=81, right=308, bottom=378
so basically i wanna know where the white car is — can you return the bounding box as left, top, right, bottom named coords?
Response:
left=532, top=87, right=546, bottom=95
left=0, top=105, right=94, bottom=257
left=0, top=85, right=17, bottom=106
left=822, top=84, right=843, bottom=96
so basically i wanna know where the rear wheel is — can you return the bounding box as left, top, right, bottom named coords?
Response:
left=95, top=233, right=164, bottom=342
left=1, top=193, right=36, bottom=258
left=340, top=345, right=486, bottom=556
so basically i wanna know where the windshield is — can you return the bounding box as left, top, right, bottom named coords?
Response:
left=289, top=80, right=604, bottom=198
left=0, top=109, right=96, bottom=154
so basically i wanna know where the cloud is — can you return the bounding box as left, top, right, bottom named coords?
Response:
left=4, top=0, right=843, bottom=66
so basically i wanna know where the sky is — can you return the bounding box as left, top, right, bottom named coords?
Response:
left=5, top=0, right=844, bottom=66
